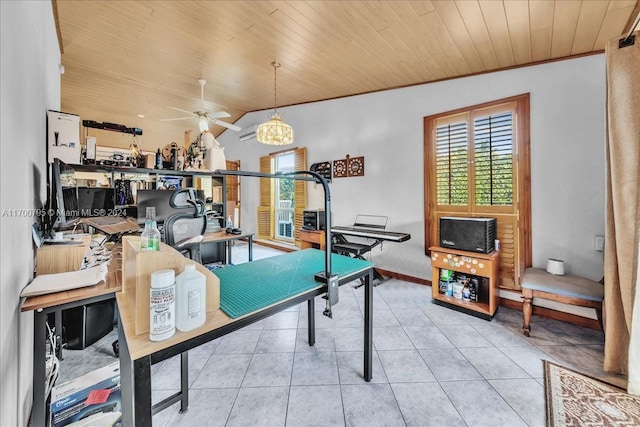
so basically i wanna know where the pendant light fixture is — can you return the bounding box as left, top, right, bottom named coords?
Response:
left=256, top=61, right=294, bottom=145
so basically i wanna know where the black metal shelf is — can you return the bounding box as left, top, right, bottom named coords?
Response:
left=72, top=163, right=224, bottom=181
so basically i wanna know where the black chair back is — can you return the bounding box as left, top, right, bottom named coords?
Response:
left=164, top=188, right=207, bottom=263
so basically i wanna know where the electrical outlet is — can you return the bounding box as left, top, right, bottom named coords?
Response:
left=594, top=235, right=605, bottom=252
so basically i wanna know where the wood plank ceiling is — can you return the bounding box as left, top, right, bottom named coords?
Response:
left=56, top=0, right=638, bottom=148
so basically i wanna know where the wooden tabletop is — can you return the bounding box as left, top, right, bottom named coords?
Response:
left=203, top=230, right=253, bottom=243
left=21, top=246, right=122, bottom=312
left=117, top=249, right=372, bottom=361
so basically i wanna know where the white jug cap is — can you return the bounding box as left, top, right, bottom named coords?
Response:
left=184, top=264, right=196, bottom=271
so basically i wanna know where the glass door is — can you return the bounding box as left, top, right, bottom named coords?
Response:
left=274, top=152, right=294, bottom=241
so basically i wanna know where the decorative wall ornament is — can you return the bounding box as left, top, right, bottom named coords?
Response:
left=347, top=155, right=365, bottom=177
left=310, top=161, right=332, bottom=182
left=333, top=154, right=365, bottom=178
left=333, top=158, right=347, bottom=178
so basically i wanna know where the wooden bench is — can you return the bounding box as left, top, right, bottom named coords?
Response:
left=521, top=267, right=604, bottom=336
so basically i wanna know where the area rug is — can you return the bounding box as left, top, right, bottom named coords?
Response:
left=544, top=360, right=640, bottom=426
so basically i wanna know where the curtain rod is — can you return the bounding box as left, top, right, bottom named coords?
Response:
left=620, top=11, right=639, bottom=48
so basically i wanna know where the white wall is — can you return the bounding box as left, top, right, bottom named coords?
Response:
left=219, top=55, right=606, bottom=284
left=0, top=1, right=60, bottom=425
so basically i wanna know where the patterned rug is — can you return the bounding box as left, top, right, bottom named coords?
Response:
left=544, top=360, right=640, bottom=426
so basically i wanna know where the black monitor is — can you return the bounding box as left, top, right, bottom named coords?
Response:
left=77, top=187, right=115, bottom=216
left=52, top=158, right=80, bottom=228
left=136, top=189, right=205, bottom=225
left=53, top=159, right=120, bottom=228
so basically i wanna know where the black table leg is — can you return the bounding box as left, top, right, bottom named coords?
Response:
left=308, top=298, right=315, bottom=346
left=180, top=352, right=189, bottom=413
left=54, top=309, right=63, bottom=360
left=133, top=357, right=153, bottom=426
left=119, top=319, right=152, bottom=427
left=32, top=309, right=47, bottom=427
left=248, top=236, right=253, bottom=262
left=227, top=241, right=233, bottom=265
left=364, top=269, right=373, bottom=381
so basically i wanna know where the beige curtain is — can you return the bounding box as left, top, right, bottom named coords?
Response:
left=604, top=30, right=640, bottom=395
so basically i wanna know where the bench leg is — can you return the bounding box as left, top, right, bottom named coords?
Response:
left=522, top=289, right=533, bottom=337
left=596, top=303, right=604, bottom=332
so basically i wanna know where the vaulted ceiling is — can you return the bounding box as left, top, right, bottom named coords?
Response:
left=56, top=0, right=638, bottom=145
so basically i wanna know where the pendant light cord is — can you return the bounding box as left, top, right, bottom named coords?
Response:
left=272, top=61, right=281, bottom=113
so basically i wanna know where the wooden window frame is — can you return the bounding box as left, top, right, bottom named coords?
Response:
left=424, top=93, right=531, bottom=289
left=258, top=147, right=307, bottom=246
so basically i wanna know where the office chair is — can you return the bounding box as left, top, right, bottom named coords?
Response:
left=164, top=188, right=207, bottom=263
left=162, top=188, right=207, bottom=413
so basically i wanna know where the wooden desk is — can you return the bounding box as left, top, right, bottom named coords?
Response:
left=203, top=230, right=254, bottom=264
left=21, top=246, right=122, bottom=427
left=117, top=249, right=374, bottom=426
left=35, top=234, right=91, bottom=276
left=299, top=229, right=326, bottom=250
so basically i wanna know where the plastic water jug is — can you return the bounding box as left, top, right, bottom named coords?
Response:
left=175, top=264, right=207, bottom=332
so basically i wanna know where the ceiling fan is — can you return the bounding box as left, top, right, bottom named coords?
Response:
left=161, top=78, right=241, bottom=132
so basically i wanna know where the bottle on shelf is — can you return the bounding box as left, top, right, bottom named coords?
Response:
left=155, top=148, right=162, bottom=169
left=170, top=145, right=177, bottom=170
left=141, top=207, right=161, bottom=251
left=462, top=282, right=471, bottom=301
left=469, top=277, right=480, bottom=302
left=226, top=215, right=233, bottom=229
left=439, top=269, right=453, bottom=295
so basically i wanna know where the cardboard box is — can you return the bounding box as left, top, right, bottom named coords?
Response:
left=48, top=110, right=81, bottom=165
left=50, top=362, right=121, bottom=427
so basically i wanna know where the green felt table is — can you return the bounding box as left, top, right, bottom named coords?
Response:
left=213, top=248, right=373, bottom=318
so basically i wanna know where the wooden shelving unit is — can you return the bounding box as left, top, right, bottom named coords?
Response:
left=429, top=246, right=500, bottom=320
left=299, top=230, right=326, bottom=250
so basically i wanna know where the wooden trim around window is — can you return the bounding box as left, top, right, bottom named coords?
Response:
left=423, top=93, right=531, bottom=290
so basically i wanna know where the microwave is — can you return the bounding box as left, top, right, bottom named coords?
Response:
left=303, top=209, right=325, bottom=230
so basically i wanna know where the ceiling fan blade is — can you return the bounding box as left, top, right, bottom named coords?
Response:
left=206, top=111, right=231, bottom=120
left=160, top=116, right=194, bottom=122
left=167, top=106, right=195, bottom=115
left=211, top=119, right=241, bottom=132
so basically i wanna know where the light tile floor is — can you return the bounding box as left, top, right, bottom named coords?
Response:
left=58, top=242, right=620, bottom=426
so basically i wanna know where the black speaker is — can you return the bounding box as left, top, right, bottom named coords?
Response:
left=63, top=300, right=115, bottom=350
left=439, top=217, right=497, bottom=254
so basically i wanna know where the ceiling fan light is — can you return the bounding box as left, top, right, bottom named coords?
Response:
left=198, top=117, right=209, bottom=132
left=256, top=113, right=294, bottom=145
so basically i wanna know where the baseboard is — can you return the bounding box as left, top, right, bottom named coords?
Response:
left=253, top=239, right=297, bottom=253
left=500, top=297, right=602, bottom=330
left=376, top=268, right=431, bottom=286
